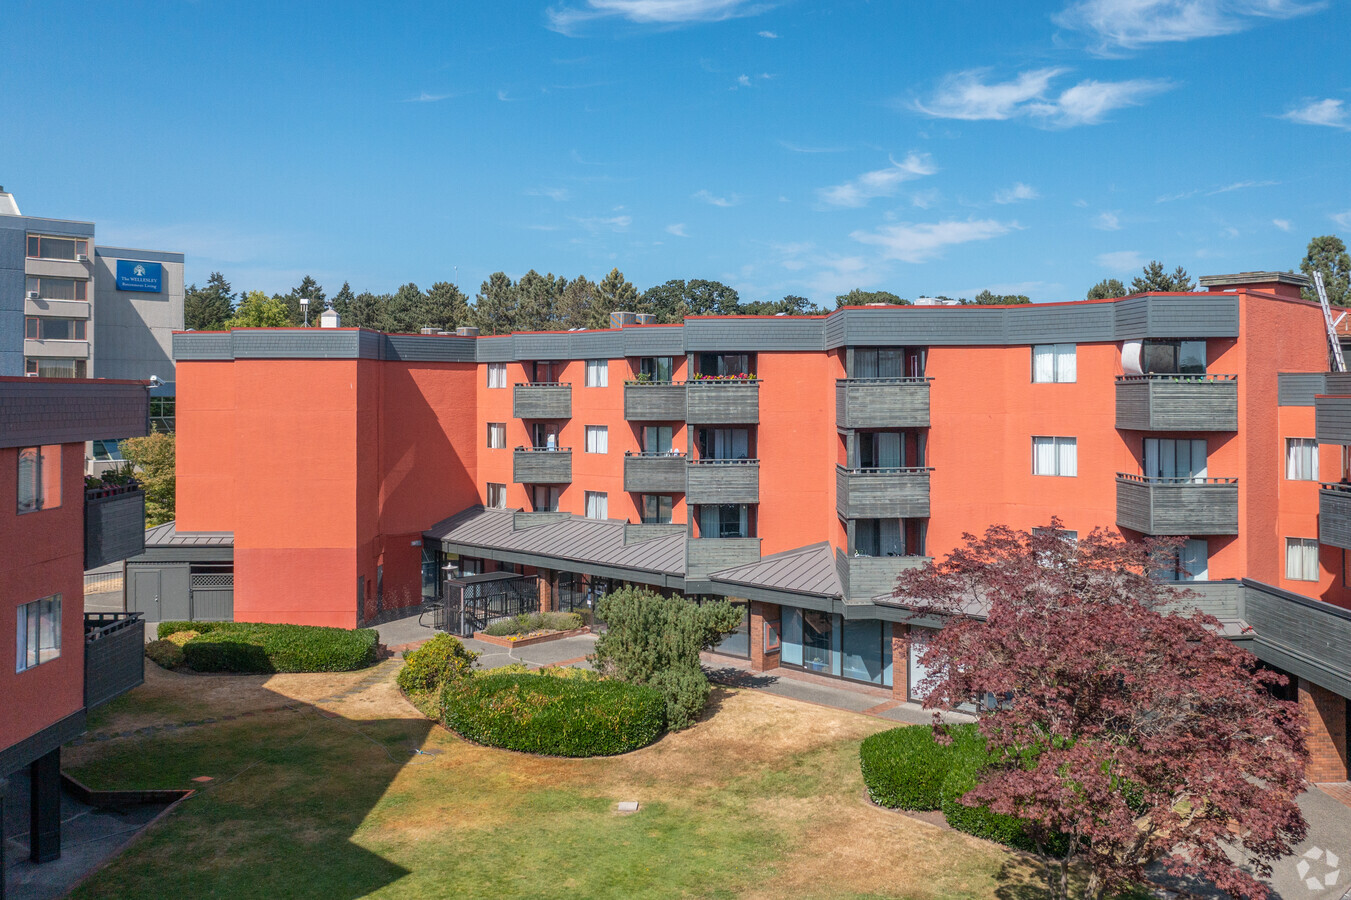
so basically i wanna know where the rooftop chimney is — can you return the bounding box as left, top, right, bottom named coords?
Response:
left=1198, top=271, right=1310, bottom=301
left=319, top=307, right=340, bottom=328
left=0, top=187, right=20, bottom=217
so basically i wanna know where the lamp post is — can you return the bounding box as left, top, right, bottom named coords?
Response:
left=300, top=296, right=310, bottom=327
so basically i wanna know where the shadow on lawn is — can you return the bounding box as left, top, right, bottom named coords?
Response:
left=704, top=666, right=780, bottom=690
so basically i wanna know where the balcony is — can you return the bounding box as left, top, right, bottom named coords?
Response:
left=1316, top=396, right=1351, bottom=445
left=623, top=523, right=687, bottom=545
left=624, top=381, right=687, bottom=421
left=836, top=378, right=931, bottom=430
left=836, top=465, right=931, bottom=519
left=685, top=379, right=759, bottom=424
left=513, top=447, right=573, bottom=484
left=84, top=613, right=146, bottom=709
left=1115, top=474, right=1239, bottom=536
left=84, top=485, right=146, bottom=570
left=841, top=554, right=929, bottom=603
left=686, top=459, right=759, bottom=504
left=1114, top=375, right=1238, bottom=431
left=513, top=383, right=572, bottom=419
left=686, top=537, right=761, bottom=580
left=623, top=452, right=688, bottom=493
left=1320, top=484, right=1351, bottom=549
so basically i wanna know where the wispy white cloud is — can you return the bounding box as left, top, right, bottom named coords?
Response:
left=911, top=68, right=1171, bottom=126
left=817, top=154, right=938, bottom=208
left=666, top=223, right=689, bottom=237
left=910, top=188, right=943, bottom=210
left=779, top=140, right=846, bottom=153
left=526, top=187, right=572, bottom=202
left=1281, top=98, right=1349, bottom=129
left=1209, top=179, right=1279, bottom=194
left=758, top=29, right=778, bottom=37
left=993, top=182, right=1039, bottom=204
left=497, top=89, right=516, bottom=102
left=1054, top=0, right=1322, bottom=53
left=1273, top=218, right=1292, bottom=231
left=850, top=218, right=1016, bottom=263
left=402, top=91, right=459, bottom=103
left=694, top=189, right=743, bottom=207
left=1096, top=249, right=1146, bottom=271
left=1094, top=211, right=1121, bottom=230
left=737, top=74, right=752, bottom=88
left=546, top=0, right=769, bottom=35
left=1333, top=211, right=1351, bottom=229
left=574, top=215, right=632, bottom=232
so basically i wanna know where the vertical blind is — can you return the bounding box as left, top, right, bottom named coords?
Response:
left=1144, top=439, right=1207, bottom=481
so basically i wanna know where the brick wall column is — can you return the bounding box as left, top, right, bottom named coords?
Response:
left=749, top=601, right=780, bottom=672
left=891, top=624, right=910, bottom=702
left=1300, top=678, right=1349, bottom=783
left=538, top=569, right=556, bottom=614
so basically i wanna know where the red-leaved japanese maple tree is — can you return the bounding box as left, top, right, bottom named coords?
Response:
left=892, top=521, right=1308, bottom=900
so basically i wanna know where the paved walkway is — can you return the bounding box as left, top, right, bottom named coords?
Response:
left=375, top=614, right=598, bottom=671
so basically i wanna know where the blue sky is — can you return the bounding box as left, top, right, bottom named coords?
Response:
left=3, top=0, right=1349, bottom=303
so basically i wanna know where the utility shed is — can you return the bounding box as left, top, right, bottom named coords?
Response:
left=123, top=521, right=234, bottom=622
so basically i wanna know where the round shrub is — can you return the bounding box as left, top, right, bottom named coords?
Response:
left=179, top=623, right=378, bottom=673
left=861, top=723, right=981, bottom=811
left=397, top=634, right=479, bottom=694
left=145, top=639, right=185, bottom=670
left=442, top=672, right=665, bottom=757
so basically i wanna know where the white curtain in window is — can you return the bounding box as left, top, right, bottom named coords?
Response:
left=586, top=491, right=608, bottom=519
left=1032, top=345, right=1056, bottom=383
left=713, top=429, right=749, bottom=460
left=1033, top=437, right=1057, bottom=475
left=1144, top=439, right=1160, bottom=479
left=879, top=519, right=904, bottom=556
left=1181, top=539, right=1208, bottom=580
left=855, top=350, right=878, bottom=379
left=1287, top=439, right=1318, bottom=481
left=15, top=602, right=26, bottom=673
left=585, top=426, right=608, bottom=453
left=1056, top=344, right=1077, bottom=382
left=488, top=363, right=506, bottom=388
left=878, top=433, right=902, bottom=468
left=1286, top=538, right=1317, bottom=581
left=699, top=505, right=718, bottom=537
left=17, top=448, right=38, bottom=513
left=586, top=359, right=608, bottom=387
left=877, top=349, right=904, bottom=378
left=1056, top=437, right=1077, bottom=477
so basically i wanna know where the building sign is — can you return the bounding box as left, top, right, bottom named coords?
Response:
left=116, top=260, right=163, bottom=292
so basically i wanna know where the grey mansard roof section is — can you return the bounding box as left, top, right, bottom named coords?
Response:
left=173, top=293, right=1247, bottom=364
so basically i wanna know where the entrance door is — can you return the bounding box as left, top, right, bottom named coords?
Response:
left=908, top=628, right=933, bottom=703
left=132, top=569, right=162, bottom=621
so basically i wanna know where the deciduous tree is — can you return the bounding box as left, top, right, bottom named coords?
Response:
left=1301, top=235, right=1351, bottom=305
left=228, top=290, right=290, bottom=328
left=119, top=432, right=175, bottom=526
left=836, top=289, right=907, bottom=307
left=639, top=279, right=741, bottom=322
left=892, top=522, right=1307, bottom=900
left=970, top=290, right=1031, bottom=305
left=1131, top=261, right=1195, bottom=293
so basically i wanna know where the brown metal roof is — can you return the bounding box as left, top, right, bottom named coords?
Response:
left=708, top=541, right=844, bottom=599
left=144, top=520, right=234, bottom=548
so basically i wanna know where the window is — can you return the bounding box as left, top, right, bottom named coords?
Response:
left=585, top=359, right=608, bottom=387
left=697, top=428, right=750, bottom=460
left=853, top=348, right=926, bottom=378
left=532, top=485, right=561, bottom=512
left=487, top=362, right=507, bottom=388
left=1156, top=539, right=1209, bottom=581
left=17, top=445, right=61, bottom=514
left=1286, top=438, right=1319, bottom=481
left=584, top=425, right=608, bottom=454
left=531, top=361, right=561, bottom=383
left=1286, top=537, right=1319, bottom=582
left=486, top=483, right=507, bottom=508
left=91, top=440, right=125, bottom=462
left=585, top=490, right=608, bottom=519
left=531, top=422, right=560, bottom=449
left=25, top=317, right=86, bottom=340
left=641, top=494, right=673, bottom=524
left=639, top=357, right=673, bottom=381
left=698, top=504, right=750, bottom=538
left=487, top=423, right=506, bottom=449
left=150, top=396, right=175, bottom=432
left=1032, top=437, right=1077, bottom=476
left=643, top=426, right=674, bottom=454
left=858, top=432, right=907, bottom=468
left=25, top=358, right=87, bottom=378
left=1142, top=339, right=1206, bottom=375
left=16, top=595, right=62, bottom=672
left=854, top=519, right=903, bottom=557
left=698, top=353, right=752, bottom=377
left=1143, top=438, right=1207, bottom=482
left=1032, top=343, right=1076, bottom=383
left=26, top=276, right=88, bottom=302
left=27, top=235, right=88, bottom=260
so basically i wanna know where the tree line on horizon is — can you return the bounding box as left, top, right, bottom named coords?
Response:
left=184, top=234, right=1351, bottom=334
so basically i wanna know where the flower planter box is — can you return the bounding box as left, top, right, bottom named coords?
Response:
left=472, top=626, right=591, bottom=648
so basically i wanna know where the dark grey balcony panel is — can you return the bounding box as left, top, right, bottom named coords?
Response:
left=84, top=614, right=146, bottom=709
left=835, top=378, right=931, bottom=429
left=512, top=449, right=573, bottom=484
left=1114, top=376, right=1238, bottom=431
left=624, top=523, right=687, bottom=545
left=1320, top=486, right=1351, bottom=549
left=513, top=511, right=572, bottom=529
left=513, top=383, right=572, bottom=419
left=476, top=335, right=515, bottom=362
left=686, top=537, right=761, bottom=580
left=1242, top=580, right=1351, bottom=699
left=1317, top=396, right=1351, bottom=444
left=623, top=327, right=686, bottom=356
left=685, top=380, right=759, bottom=424
left=841, top=555, right=929, bottom=603
left=85, top=489, right=147, bottom=570
left=686, top=460, right=759, bottom=504
left=624, top=382, right=687, bottom=420
left=835, top=466, right=931, bottom=519
left=624, top=453, right=688, bottom=493
left=1115, top=475, right=1239, bottom=535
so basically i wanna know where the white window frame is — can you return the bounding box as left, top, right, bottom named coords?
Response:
left=486, top=422, right=506, bottom=449
left=16, top=594, right=61, bottom=673
left=486, top=482, right=507, bottom=509
left=487, top=362, right=507, bottom=389
left=585, top=425, right=608, bottom=454
left=1286, top=438, right=1319, bottom=482
left=1032, top=343, right=1076, bottom=383
left=585, top=490, right=608, bottom=519
left=1032, top=436, right=1077, bottom=477
left=1286, top=537, right=1319, bottom=582
left=585, top=359, right=609, bottom=387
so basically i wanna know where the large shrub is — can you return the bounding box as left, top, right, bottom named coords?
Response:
left=442, top=671, right=665, bottom=757
left=175, top=622, right=378, bottom=673
left=591, top=588, right=744, bottom=730
left=940, top=752, right=1037, bottom=852
left=481, top=611, right=583, bottom=637
left=860, top=723, right=981, bottom=811
left=397, top=634, right=479, bottom=694
left=144, top=639, right=185, bottom=670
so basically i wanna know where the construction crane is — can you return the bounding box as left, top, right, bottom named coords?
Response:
left=1315, top=271, right=1347, bottom=373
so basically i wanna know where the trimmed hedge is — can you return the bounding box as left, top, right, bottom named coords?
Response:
left=940, top=752, right=1037, bottom=851
left=167, top=622, right=378, bottom=673
left=145, top=639, right=185, bottom=670
left=860, top=723, right=981, bottom=811
left=397, top=634, right=479, bottom=694
left=442, top=672, right=665, bottom=757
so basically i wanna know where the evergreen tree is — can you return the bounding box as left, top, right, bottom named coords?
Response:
left=386, top=283, right=424, bottom=332
left=594, top=268, right=640, bottom=327
left=346, top=291, right=392, bottom=331
left=284, top=275, right=326, bottom=326
left=473, top=272, right=520, bottom=335
left=1086, top=278, right=1128, bottom=300
left=183, top=271, right=235, bottom=330
left=329, top=281, right=356, bottom=325
left=515, top=270, right=567, bottom=332
left=415, top=281, right=471, bottom=332
left=835, top=289, right=907, bottom=307
left=1130, top=261, right=1195, bottom=293
left=555, top=275, right=601, bottom=330
left=1300, top=235, right=1351, bottom=305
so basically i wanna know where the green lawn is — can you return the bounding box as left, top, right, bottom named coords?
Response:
left=65, top=665, right=1050, bottom=900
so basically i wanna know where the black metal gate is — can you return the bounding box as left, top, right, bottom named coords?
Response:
left=436, top=572, right=539, bottom=637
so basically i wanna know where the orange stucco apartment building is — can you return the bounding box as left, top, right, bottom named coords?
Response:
left=151, top=270, right=1351, bottom=780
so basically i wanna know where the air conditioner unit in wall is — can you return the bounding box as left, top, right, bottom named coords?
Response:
left=26, top=291, right=39, bottom=300
left=76, top=254, right=89, bottom=262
